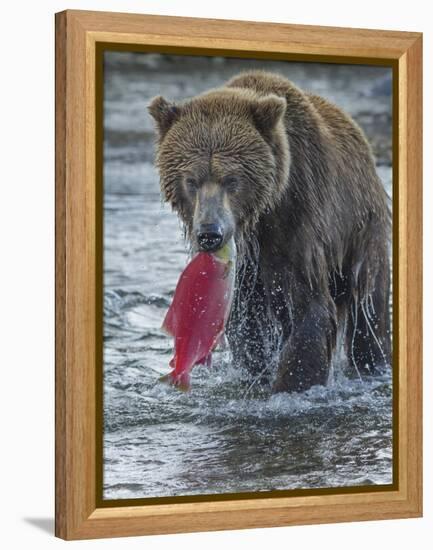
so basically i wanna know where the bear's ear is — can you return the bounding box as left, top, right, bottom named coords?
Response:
left=148, top=96, right=181, bottom=139
left=251, top=95, right=286, bottom=137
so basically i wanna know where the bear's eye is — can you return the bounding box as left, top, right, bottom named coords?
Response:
left=222, top=175, right=239, bottom=189
left=184, top=176, right=198, bottom=190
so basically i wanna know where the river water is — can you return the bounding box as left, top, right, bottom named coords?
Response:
left=103, top=52, right=393, bottom=500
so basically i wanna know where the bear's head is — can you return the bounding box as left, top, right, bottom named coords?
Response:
left=148, top=88, right=290, bottom=252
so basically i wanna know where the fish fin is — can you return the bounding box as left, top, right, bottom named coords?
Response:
left=197, top=353, right=212, bottom=368
left=216, top=333, right=229, bottom=350
left=171, top=367, right=191, bottom=391
left=158, top=373, right=171, bottom=385
left=161, top=305, right=176, bottom=336
left=222, top=262, right=232, bottom=279
left=161, top=323, right=174, bottom=337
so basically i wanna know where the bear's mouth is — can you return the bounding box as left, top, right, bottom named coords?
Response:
left=196, top=223, right=224, bottom=252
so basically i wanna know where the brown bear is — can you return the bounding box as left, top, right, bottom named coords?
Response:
left=148, top=70, right=391, bottom=393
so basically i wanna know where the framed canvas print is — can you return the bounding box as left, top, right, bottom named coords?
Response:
left=55, top=10, right=423, bottom=540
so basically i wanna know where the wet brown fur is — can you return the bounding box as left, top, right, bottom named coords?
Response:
left=149, top=70, right=391, bottom=393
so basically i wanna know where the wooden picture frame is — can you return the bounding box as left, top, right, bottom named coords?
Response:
left=55, top=9, right=422, bottom=540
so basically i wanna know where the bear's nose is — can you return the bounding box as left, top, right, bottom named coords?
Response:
left=197, top=224, right=223, bottom=252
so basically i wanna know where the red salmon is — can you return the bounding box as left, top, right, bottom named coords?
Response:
left=160, top=239, right=236, bottom=390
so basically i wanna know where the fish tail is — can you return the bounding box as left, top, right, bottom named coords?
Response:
left=171, top=371, right=191, bottom=392
left=158, top=373, right=172, bottom=385
left=203, top=353, right=212, bottom=368
left=158, top=371, right=190, bottom=392
left=173, top=371, right=191, bottom=392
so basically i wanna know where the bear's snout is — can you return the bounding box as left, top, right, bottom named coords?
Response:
left=196, top=223, right=224, bottom=252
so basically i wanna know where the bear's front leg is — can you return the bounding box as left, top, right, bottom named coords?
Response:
left=272, top=297, right=337, bottom=393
